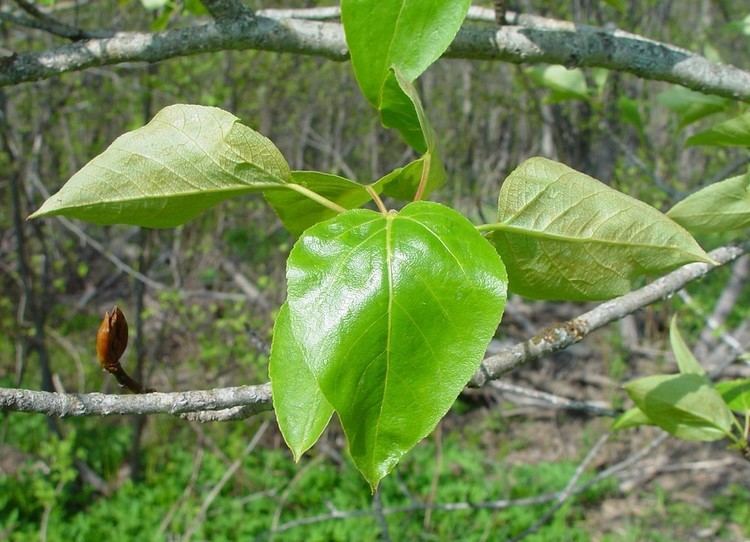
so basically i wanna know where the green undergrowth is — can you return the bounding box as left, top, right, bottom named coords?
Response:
left=1, top=410, right=747, bottom=541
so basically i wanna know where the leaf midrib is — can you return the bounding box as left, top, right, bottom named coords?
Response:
left=487, top=222, right=708, bottom=262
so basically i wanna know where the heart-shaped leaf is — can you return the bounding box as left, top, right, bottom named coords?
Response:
left=265, top=171, right=376, bottom=235
left=341, top=0, right=471, bottom=108
left=687, top=111, right=750, bottom=147
left=281, top=201, right=507, bottom=489
left=624, top=374, right=735, bottom=441
left=484, top=157, right=712, bottom=300
left=269, top=304, right=334, bottom=460
left=669, top=316, right=705, bottom=375
left=30, top=104, right=290, bottom=228
left=667, top=172, right=750, bottom=234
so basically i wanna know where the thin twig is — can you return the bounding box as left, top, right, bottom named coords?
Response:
left=508, top=434, right=610, bottom=542
left=0, top=245, right=745, bottom=420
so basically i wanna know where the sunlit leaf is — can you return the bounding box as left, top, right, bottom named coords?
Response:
left=30, top=104, right=290, bottom=228
left=612, top=407, right=653, bottom=430
left=687, top=112, right=750, bottom=147
left=669, top=316, right=705, bottom=375
left=485, top=157, right=712, bottom=300
left=281, top=202, right=507, bottom=489
left=715, top=379, right=750, bottom=415
left=667, top=172, right=750, bottom=234
left=270, top=304, right=334, bottom=461
left=657, top=86, right=729, bottom=127
left=341, top=0, right=471, bottom=107
left=624, top=374, right=734, bottom=441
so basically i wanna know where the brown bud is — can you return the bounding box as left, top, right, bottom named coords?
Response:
left=96, top=305, right=128, bottom=372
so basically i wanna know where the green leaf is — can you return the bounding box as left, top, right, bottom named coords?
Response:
left=265, top=171, right=374, bottom=236
left=617, top=96, right=643, bottom=132
left=528, top=65, right=589, bottom=101
left=669, top=316, right=705, bottom=375
left=282, top=201, right=507, bottom=489
left=269, top=304, right=334, bottom=461
left=687, top=111, right=750, bottom=147
left=657, top=86, right=729, bottom=127
left=376, top=69, right=446, bottom=197
left=612, top=407, right=653, bottom=430
left=379, top=69, right=433, bottom=153
left=30, top=104, right=290, bottom=228
left=624, top=374, right=735, bottom=441
left=715, top=379, right=750, bottom=415
left=484, top=157, right=712, bottom=300
left=341, top=0, right=471, bottom=107
left=667, top=172, right=750, bottom=234
left=375, top=154, right=446, bottom=201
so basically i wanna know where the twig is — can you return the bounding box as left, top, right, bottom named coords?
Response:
left=508, top=434, right=609, bottom=542
left=471, top=244, right=747, bottom=386
left=2, top=12, right=750, bottom=103
left=490, top=381, right=620, bottom=417
left=0, top=245, right=745, bottom=420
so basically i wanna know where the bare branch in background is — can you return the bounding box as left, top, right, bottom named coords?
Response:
left=1, top=10, right=749, bottom=103
left=1, top=244, right=745, bottom=420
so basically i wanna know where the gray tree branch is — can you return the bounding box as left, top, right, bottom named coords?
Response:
left=1, top=10, right=749, bottom=103
left=0, top=244, right=745, bottom=420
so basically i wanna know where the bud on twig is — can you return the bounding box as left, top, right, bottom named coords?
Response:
left=97, top=305, right=128, bottom=371
left=96, top=306, right=151, bottom=394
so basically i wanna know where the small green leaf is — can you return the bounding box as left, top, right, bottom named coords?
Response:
left=528, top=65, right=589, bottom=101
left=624, top=374, right=735, bottom=441
left=269, top=304, right=334, bottom=461
left=265, top=171, right=374, bottom=235
left=612, top=407, right=653, bottom=430
left=715, top=379, right=750, bottom=415
left=341, top=0, right=471, bottom=107
left=687, top=111, right=750, bottom=147
left=283, top=201, right=507, bottom=489
left=375, top=154, right=446, bottom=201
left=667, top=172, right=750, bottom=234
left=669, top=316, right=705, bottom=375
left=30, top=105, right=290, bottom=228
left=485, top=157, right=712, bottom=300
left=657, top=86, right=729, bottom=127
left=379, top=68, right=433, bottom=153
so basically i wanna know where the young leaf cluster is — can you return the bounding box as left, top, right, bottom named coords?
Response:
left=28, top=0, right=750, bottom=488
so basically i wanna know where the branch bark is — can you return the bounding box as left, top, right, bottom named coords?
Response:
left=1, top=11, right=750, bottom=103
left=0, top=244, right=745, bottom=420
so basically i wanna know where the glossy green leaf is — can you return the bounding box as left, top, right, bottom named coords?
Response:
left=624, top=374, right=735, bottom=441
left=380, top=69, right=433, bottom=154
left=265, top=171, right=374, bottom=236
left=376, top=70, right=446, bottom=197
left=687, top=112, right=750, bottom=147
left=669, top=316, right=705, bottom=375
left=283, top=201, right=507, bottom=489
left=30, top=104, right=290, bottom=228
left=269, top=304, right=334, bottom=461
left=612, top=407, right=653, bottom=430
left=715, top=379, right=750, bottom=415
left=657, top=86, right=729, bottom=127
left=341, top=0, right=471, bottom=107
left=485, top=157, right=712, bottom=300
left=667, top=172, right=750, bottom=234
